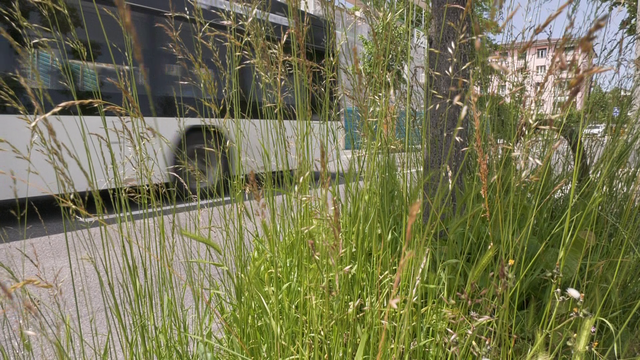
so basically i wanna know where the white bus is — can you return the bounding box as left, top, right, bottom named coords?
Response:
left=0, top=0, right=339, bottom=201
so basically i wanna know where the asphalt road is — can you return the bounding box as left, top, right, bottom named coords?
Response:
left=0, top=172, right=335, bottom=244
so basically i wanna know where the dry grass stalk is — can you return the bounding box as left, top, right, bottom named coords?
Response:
left=30, top=100, right=107, bottom=129
left=320, top=143, right=329, bottom=191
left=114, top=0, right=147, bottom=86
left=0, top=281, right=12, bottom=300
left=376, top=200, right=421, bottom=360
left=517, top=0, right=573, bottom=56
left=331, top=192, right=342, bottom=255
left=470, top=89, right=490, bottom=221
left=8, top=278, right=53, bottom=293
left=247, top=171, right=267, bottom=219
left=497, top=5, right=520, bottom=33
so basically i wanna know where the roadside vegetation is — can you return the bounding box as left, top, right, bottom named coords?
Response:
left=1, top=0, right=639, bottom=359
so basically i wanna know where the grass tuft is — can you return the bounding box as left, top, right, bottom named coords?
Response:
left=0, top=0, right=639, bottom=358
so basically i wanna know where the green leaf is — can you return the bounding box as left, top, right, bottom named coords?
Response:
left=563, top=234, right=588, bottom=280
left=181, top=230, right=222, bottom=255
left=101, top=334, right=110, bottom=360
left=470, top=246, right=496, bottom=283
left=355, top=331, right=368, bottom=360
left=184, top=259, right=227, bottom=269
left=186, top=333, right=251, bottom=359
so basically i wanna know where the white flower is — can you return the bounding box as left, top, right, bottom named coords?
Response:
left=566, top=288, right=581, bottom=300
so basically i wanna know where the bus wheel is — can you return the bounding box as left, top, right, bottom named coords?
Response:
left=176, top=130, right=229, bottom=199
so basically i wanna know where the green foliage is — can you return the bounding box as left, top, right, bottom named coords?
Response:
left=359, top=11, right=410, bottom=93
left=472, top=0, right=501, bottom=37
left=583, top=83, right=632, bottom=125
left=598, top=0, right=637, bottom=37
left=477, top=93, right=520, bottom=140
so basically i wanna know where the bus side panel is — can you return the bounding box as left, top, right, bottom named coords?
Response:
left=171, top=118, right=297, bottom=178
left=308, top=120, right=344, bottom=171
left=225, top=119, right=342, bottom=176
left=0, top=114, right=344, bottom=202
left=165, top=118, right=343, bottom=179
left=236, top=119, right=297, bottom=175
left=0, top=114, right=168, bottom=201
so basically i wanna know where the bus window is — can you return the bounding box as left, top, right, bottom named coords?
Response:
left=151, top=17, right=228, bottom=119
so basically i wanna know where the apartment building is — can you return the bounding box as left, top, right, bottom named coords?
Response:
left=491, top=39, right=590, bottom=114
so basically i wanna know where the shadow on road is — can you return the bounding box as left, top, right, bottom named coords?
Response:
left=0, top=171, right=350, bottom=244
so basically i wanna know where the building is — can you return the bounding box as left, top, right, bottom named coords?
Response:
left=490, top=38, right=591, bottom=115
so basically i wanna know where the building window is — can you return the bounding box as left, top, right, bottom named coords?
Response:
left=535, top=82, right=543, bottom=91
left=537, top=48, right=547, bottom=58
left=536, top=65, right=546, bottom=74
left=518, top=51, right=526, bottom=60
left=564, top=46, right=574, bottom=54
left=498, top=84, right=506, bottom=95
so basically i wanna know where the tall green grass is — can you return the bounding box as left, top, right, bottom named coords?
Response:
left=0, top=0, right=639, bottom=359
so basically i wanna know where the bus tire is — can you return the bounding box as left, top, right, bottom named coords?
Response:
left=175, top=129, right=229, bottom=199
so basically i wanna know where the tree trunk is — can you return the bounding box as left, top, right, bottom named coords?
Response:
left=423, top=0, right=472, bottom=226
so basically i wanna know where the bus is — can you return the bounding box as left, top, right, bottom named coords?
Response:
left=0, top=0, right=339, bottom=202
